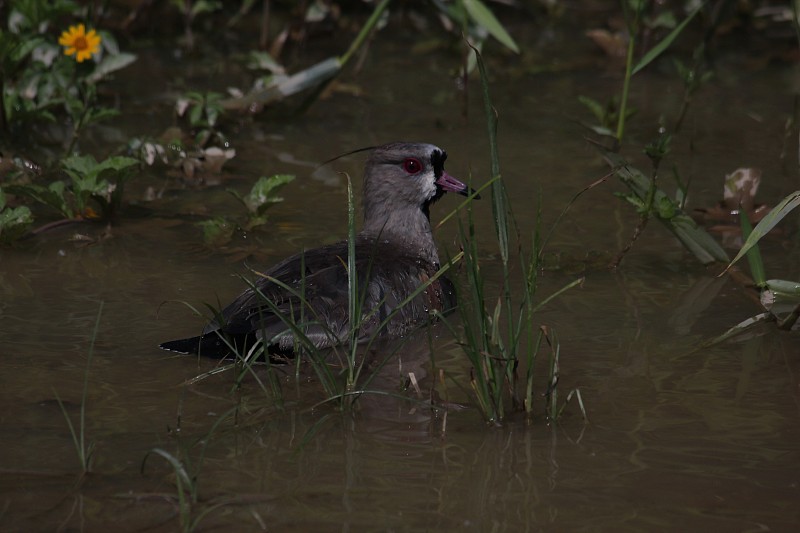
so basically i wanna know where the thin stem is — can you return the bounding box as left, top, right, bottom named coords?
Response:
left=80, top=301, right=104, bottom=469
left=616, top=34, right=636, bottom=145
left=339, top=0, right=390, bottom=67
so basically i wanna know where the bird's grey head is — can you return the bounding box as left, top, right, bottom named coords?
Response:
left=363, top=142, right=469, bottom=221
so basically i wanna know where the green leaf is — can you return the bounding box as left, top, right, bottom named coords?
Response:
left=577, top=95, right=606, bottom=124
left=189, top=103, right=203, bottom=126
left=88, top=52, right=137, bottom=83
left=462, top=0, right=519, bottom=53
left=765, top=279, right=800, bottom=297
left=230, top=174, right=295, bottom=217
left=94, top=156, right=139, bottom=174
left=5, top=181, right=72, bottom=218
left=198, top=216, right=234, bottom=247
left=740, top=208, right=766, bottom=287
left=191, top=0, right=222, bottom=16
left=726, top=190, right=800, bottom=271
left=81, top=107, right=120, bottom=129
left=0, top=200, right=33, bottom=243
left=601, top=149, right=729, bottom=264
left=632, top=5, right=701, bottom=75
left=63, top=154, right=101, bottom=180
left=246, top=51, right=285, bottom=74
left=655, top=195, right=677, bottom=219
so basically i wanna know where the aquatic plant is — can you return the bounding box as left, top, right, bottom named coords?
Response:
left=577, top=2, right=728, bottom=267
left=176, top=91, right=226, bottom=148
left=601, top=148, right=729, bottom=267
left=170, top=0, right=222, bottom=50
left=228, top=174, right=295, bottom=230
left=436, top=46, right=585, bottom=425
left=0, top=186, right=33, bottom=244
left=701, top=190, right=800, bottom=339
left=5, top=153, right=139, bottom=223
left=141, top=403, right=238, bottom=533
left=221, top=0, right=519, bottom=114
left=61, top=154, right=139, bottom=220
left=54, top=301, right=104, bottom=474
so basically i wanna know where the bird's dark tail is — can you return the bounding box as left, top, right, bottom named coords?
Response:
left=159, top=333, right=240, bottom=357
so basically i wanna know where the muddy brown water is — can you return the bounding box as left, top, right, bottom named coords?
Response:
left=2, top=24, right=800, bottom=532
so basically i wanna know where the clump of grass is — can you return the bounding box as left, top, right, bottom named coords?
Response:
left=141, top=403, right=239, bottom=533
left=436, top=45, right=585, bottom=425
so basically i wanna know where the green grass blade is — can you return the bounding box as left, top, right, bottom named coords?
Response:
left=532, top=277, right=585, bottom=314
left=346, top=174, right=358, bottom=388
left=80, top=301, right=103, bottom=469
left=699, top=312, right=774, bottom=348
left=739, top=208, right=766, bottom=287
left=53, top=390, right=83, bottom=471
left=142, top=448, right=194, bottom=492
left=339, top=0, right=391, bottom=66
left=632, top=5, right=702, bottom=75
left=725, top=190, right=800, bottom=272
left=462, top=0, right=520, bottom=53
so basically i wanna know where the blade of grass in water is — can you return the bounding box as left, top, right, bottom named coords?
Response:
left=55, top=300, right=104, bottom=473
left=739, top=208, right=766, bottom=288
left=724, top=190, right=800, bottom=273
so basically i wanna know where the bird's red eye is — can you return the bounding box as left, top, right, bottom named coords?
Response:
left=403, top=158, right=422, bottom=174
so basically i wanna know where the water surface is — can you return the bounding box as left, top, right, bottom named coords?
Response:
left=2, top=15, right=800, bottom=532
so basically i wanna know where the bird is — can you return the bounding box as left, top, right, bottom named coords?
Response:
left=159, top=142, right=476, bottom=358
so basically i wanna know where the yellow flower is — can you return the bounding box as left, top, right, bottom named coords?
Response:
left=58, top=24, right=101, bottom=63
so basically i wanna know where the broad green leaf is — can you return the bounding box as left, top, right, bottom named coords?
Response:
left=85, top=106, right=120, bottom=125
left=95, top=156, right=139, bottom=174
left=726, top=190, right=800, bottom=271
left=63, top=155, right=100, bottom=180
left=4, top=181, right=72, bottom=218
left=462, top=0, right=519, bottom=53
left=0, top=204, right=33, bottom=243
left=248, top=174, right=294, bottom=215
left=632, top=5, right=701, bottom=75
